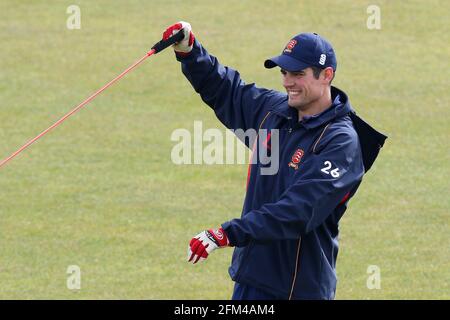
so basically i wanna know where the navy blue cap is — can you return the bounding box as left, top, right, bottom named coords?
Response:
left=264, top=33, right=337, bottom=72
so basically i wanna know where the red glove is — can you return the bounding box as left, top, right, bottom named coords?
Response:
left=162, top=21, right=195, bottom=56
left=188, top=227, right=230, bottom=264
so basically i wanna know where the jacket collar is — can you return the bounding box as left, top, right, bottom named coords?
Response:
left=271, top=86, right=353, bottom=130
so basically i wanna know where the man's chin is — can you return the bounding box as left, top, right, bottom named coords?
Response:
left=288, top=99, right=304, bottom=109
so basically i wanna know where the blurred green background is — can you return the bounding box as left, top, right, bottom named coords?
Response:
left=0, top=0, right=448, bottom=299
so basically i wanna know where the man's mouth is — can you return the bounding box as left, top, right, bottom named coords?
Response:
left=288, top=90, right=302, bottom=97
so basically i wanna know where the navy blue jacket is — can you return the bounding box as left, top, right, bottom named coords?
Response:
left=177, top=40, right=365, bottom=300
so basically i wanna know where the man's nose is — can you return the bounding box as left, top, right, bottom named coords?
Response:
left=283, top=74, right=294, bottom=87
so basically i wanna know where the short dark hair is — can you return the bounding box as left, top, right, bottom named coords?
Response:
left=310, top=66, right=335, bottom=84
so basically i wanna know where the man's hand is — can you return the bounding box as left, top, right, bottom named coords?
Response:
left=163, top=21, right=195, bottom=56
left=188, top=227, right=229, bottom=264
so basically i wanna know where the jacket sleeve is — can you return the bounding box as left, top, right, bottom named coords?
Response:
left=221, top=129, right=365, bottom=247
left=176, top=39, right=286, bottom=135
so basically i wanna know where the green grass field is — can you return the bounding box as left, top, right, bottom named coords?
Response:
left=0, top=0, right=448, bottom=299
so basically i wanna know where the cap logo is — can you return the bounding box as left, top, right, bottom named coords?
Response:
left=319, top=54, right=326, bottom=65
left=284, top=39, right=297, bottom=53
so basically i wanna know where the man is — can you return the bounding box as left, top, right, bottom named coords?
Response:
left=162, top=22, right=386, bottom=300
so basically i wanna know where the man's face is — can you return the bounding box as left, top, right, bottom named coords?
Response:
left=281, top=67, right=327, bottom=109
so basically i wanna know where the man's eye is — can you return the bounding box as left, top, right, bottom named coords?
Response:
left=292, top=72, right=304, bottom=77
left=280, top=69, right=287, bottom=75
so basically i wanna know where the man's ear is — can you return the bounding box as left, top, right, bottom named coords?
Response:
left=322, top=67, right=334, bottom=84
